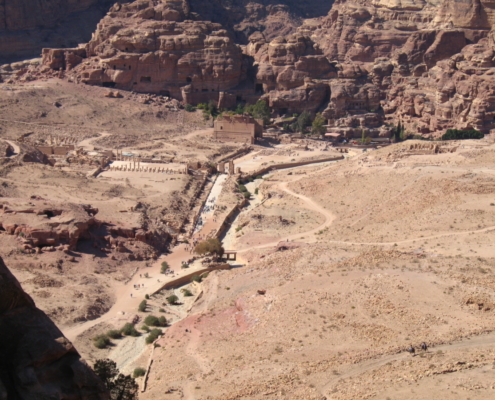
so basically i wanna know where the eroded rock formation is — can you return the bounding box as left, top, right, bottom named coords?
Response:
left=0, top=255, right=109, bottom=399
left=30, top=0, right=495, bottom=136
left=0, top=0, right=126, bottom=63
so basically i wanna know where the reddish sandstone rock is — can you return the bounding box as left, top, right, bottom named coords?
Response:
left=0, top=255, right=109, bottom=399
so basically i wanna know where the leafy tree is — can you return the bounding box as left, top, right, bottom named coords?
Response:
left=94, top=359, right=139, bottom=400
left=296, top=111, right=312, bottom=134
left=194, top=238, right=224, bottom=257
left=442, top=129, right=484, bottom=140
left=138, top=300, right=147, bottom=312
left=160, top=261, right=169, bottom=274
left=167, top=295, right=179, bottom=305
left=145, top=328, right=163, bottom=344
left=235, top=103, right=245, bottom=115
left=311, top=113, right=326, bottom=136
left=191, top=274, right=202, bottom=283
left=181, top=288, right=193, bottom=296
left=107, top=330, right=122, bottom=339
left=245, top=100, right=271, bottom=125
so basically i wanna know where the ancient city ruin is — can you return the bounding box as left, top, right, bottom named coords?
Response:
left=2, top=1, right=495, bottom=399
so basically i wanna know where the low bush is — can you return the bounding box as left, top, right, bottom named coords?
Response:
left=106, top=330, right=122, bottom=339
left=182, top=289, right=193, bottom=297
left=191, top=274, right=202, bottom=283
left=145, top=328, right=163, bottom=344
left=133, top=367, right=146, bottom=378
left=238, top=184, right=247, bottom=192
left=145, top=294, right=150, bottom=300
left=166, top=295, right=179, bottom=305
left=93, top=334, right=110, bottom=349
left=184, top=104, right=196, bottom=112
left=144, top=315, right=159, bottom=326
left=138, top=300, right=147, bottom=312
left=121, top=323, right=140, bottom=337
left=141, top=325, right=150, bottom=333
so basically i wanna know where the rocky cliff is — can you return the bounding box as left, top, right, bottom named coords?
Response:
left=30, top=0, right=495, bottom=136
left=0, top=0, right=128, bottom=63
left=0, top=255, right=109, bottom=399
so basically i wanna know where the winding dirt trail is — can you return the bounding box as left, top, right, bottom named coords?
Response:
left=321, top=331, right=495, bottom=396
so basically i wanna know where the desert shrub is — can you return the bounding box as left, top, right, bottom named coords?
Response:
left=184, top=104, right=196, bottom=112
left=442, top=129, right=483, bottom=140
left=107, top=330, right=122, bottom=339
left=191, top=274, right=202, bottom=283
left=144, top=315, right=159, bottom=326
left=138, top=300, right=147, bottom=312
left=255, top=175, right=263, bottom=180
left=145, top=294, right=150, bottom=300
left=141, top=325, right=150, bottom=332
left=145, top=328, right=163, bottom=344
left=181, top=288, right=193, bottom=297
left=194, top=238, right=224, bottom=257
left=160, top=261, right=169, bottom=274
left=296, top=111, right=312, bottom=134
left=238, top=184, right=247, bottom=192
left=243, top=191, right=251, bottom=199
left=254, top=188, right=259, bottom=195
left=158, top=316, right=167, bottom=327
left=159, top=308, right=165, bottom=312
left=93, top=334, right=110, bottom=349
left=166, top=295, right=179, bottom=305
left=133, top=367, right=146, bottom=378
left=121, top=323, right=140, bottom=337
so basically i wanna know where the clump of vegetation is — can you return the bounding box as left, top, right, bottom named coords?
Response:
left=194, top=238, right=224, bottom=257
left=181, top=288, right=193, bottom=297
left=93, top=334, right=110, bottom=349
left=144, top=315, right=168, bottom=327
left=166, top=295, right=179, bottom=305
left=94, top=359, right=138, bottom=400
left=106, top=330, right=122, bottom=340
left=141, top=325, right=150, bottom=333
left=138, top=300, right=147, bottom=312
left=160, top=261, right=169, bottom=274
left=145, top=294, right=150, bottom=300
left=121, top=323, right=140, bottom=337
left=442, top=129, right=483, bottom=140
left=145, top=328, right=163, bottom=344
left=311, top=113, right=326, bottom=136
left=191, top=274, right=202, bottom=283
left=245, top=100, right=271, bottom=125
left=133, top=367, right=146, bottom=378
left=184, top=103, right=196, bottom=112
left=198, top=100, right=219, bottom=120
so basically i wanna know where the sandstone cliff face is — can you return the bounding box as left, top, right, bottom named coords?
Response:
left=72, top=0, right=247, bottom=107
left=34, top=0, right=495, bottom=136
left=0, top=0, right=125, bottom=63
left=0, top=255, right=109, bottom=399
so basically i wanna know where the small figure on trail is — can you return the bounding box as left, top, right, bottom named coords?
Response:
left=407, top=345, right=415, bottom=355
left=130, top=293, right=132, bottom=297
left=421, top=342, right=428, bottom=352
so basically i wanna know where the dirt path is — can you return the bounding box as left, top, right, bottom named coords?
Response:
left=321, top=331, right=495, bottom=396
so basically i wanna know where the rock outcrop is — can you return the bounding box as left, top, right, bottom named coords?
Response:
left=0, top=255, right=109, bottom=399
left=0, top=0, right=126, bottom=63
left=30, top=0, right=495, bottom=136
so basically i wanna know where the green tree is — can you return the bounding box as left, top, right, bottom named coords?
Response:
left=167, top=295, right=179, bottom=305
left=245, top=100, right=271, bottom=125
left=442, top=129, right=484, bottom=140
left=311, top=113, right=326, bottom=136
left=194, top=238, right=224, bottom=257
left=160, top=261, right=170, bottom=274
left=133, top=367, right=146, bottom=378
left=296, top=111, right=312, bottom=134
left=138, top=300, right=147, bottom=312
left=94, top=359, right=139, bottom=400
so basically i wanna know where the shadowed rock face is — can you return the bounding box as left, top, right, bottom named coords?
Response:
left=0, top=0, right=130, bottom=63
left=0, top=256, right=109, bottom=400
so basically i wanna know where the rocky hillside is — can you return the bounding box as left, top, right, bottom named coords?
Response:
left=0, top=0, right=128, bottom=63
left=0, top=255, right=108, bottom=399
left=10, top=0, right=495, bottom=136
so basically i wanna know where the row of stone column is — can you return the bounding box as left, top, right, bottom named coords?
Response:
left=109, top=165, right=188, bottom=173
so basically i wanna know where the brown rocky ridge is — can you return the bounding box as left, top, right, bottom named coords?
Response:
left=0, top=254, right=109, bottom=399
left=22, top=0, right=495, bottom=137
